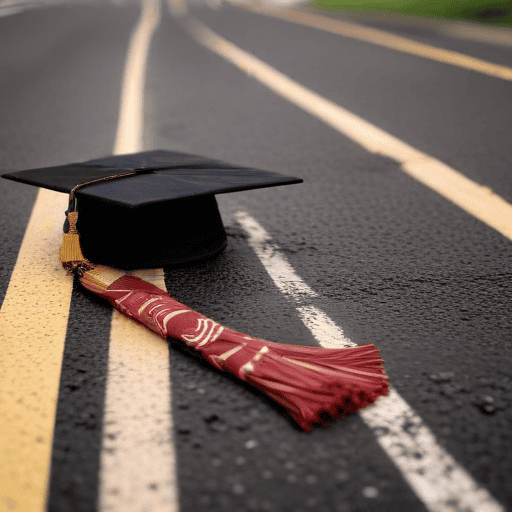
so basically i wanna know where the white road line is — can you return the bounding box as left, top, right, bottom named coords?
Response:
left=295, top=305, right=354, bottom=349
left=99, top=1, right=179, bottom=511
left=235, top=210, right=503, bottom=512
left=233, top=210, right=354, bottom=349
left=360, top=389, right=503, bottom=512
left=181, top=15, right=512, bottom=242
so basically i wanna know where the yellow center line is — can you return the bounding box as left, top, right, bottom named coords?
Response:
left=99, top=270, right=179, bottom=512
left=1, top=1, right=169, bottom=511
left=237, top=3, right=512, bottom=82
left=0, top=189, right=71, bottom=512
left=114, top=0, right=160, bottom=154
left=100, top=0, right=179, bottom=510
left=182, top=15, right=512, bottom=241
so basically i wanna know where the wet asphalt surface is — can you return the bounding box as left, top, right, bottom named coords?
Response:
left=0, top=1, right=511, bottom=511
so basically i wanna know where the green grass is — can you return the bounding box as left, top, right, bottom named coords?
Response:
left=308, top=0, right=512, bottom=27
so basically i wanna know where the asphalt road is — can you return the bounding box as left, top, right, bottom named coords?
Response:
left=1, top=1, right=511, bottom=511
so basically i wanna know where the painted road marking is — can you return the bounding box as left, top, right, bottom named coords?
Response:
left=235, top=211, right=504, bottom=512
left=0, top=1, right=176, bottom=511
left=440, top=21, right=512, bottom=48
left=99, top=0, right=179, bottom=511
left=0, top=9, right=109, bottom=504
left=179, top=15, right=512, bottom=242
left=235, top=4, right=512, bottom=82
left=113, top=0, right=160, bottom=155
left=0, top=190, right=71, bottom=512
left=228, top=209, right=354, bottom=349
left=99, top=270, right=178, bottom=512
left=331, top=8, right=512, bottom=48
left=184, top=10, right=507, bottom=505
left=315, top=7, right=512, bottom=48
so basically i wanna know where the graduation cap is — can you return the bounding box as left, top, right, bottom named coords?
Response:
left=2, top=149, right=302, bottom=269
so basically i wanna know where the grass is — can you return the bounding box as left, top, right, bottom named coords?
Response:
left=307, top=0, right=512, bottom=27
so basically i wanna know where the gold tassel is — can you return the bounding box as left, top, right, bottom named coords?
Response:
left=60, top=211, right=94, bottom=275
left=59, top=171, right=139, bottom=276
left=80, top=265, right=126, bottom=293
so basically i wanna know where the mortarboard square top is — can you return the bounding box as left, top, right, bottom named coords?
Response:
left=2, top=150, right=302, bottom=269
left=2, top=149, right=302, bottom=208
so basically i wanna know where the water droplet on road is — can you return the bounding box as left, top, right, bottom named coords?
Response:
left=362, top=486, right=379, bottom=498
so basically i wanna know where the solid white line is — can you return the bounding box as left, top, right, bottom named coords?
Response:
left=181, top=15, right=512, bottom=242
left=235, top=210, right=503, bottom=512
left=99, top=1, right=179, bottom=510
left=232, top=210, right=319, bottom=301
left=360, top=389, right=503, bottom=512
left=296, top=305, right=354, bottom=349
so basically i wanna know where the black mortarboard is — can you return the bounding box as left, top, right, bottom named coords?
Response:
left=2, top=150, right=302, bottom=269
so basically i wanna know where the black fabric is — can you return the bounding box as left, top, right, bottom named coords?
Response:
left=2, top=149, right=302, bottom=207
left=77, top=194, right=228, bottom=269
left=1, top=149, right=302, bottom=267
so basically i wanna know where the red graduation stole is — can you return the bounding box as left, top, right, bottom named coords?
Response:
left=79, top=268, right=388, bottom=431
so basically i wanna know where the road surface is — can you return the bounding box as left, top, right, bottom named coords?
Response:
left=1, top=1, right=511, bottom=511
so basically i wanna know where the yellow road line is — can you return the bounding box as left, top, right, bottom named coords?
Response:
left=305, top=8, right=512, bottom=48
left=1, top=1, right=168, bottom=511
left=237, top=4, right=512, bottom=82
left=441, top=21, right=512, bottom=48
left=113, top=0, right=160, bottom=154
left=168, top=0, right=187, bottom=17
left=183, top=15, right=512, bottom=241
left=99, top=270, right=179, bottom=512
left=0, top=189, right=71, bottom=512
left=100, top=0, right=179, bottom=510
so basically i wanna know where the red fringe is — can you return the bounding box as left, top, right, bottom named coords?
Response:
left=233, top=342, right=387, bottom=431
